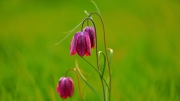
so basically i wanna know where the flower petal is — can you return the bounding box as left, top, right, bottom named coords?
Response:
left=68, top=78, right=74, bottom=97
left=57, top=77, right=74, bottom=99
left=85, top=33, right=91, bottom=56
left=76, top=32, right=87, bottom=56
left=84, top=26, right=96, bottom=48
left=70, top=32, right=79, bottom=55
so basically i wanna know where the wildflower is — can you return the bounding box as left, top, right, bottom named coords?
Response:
left=83, top=26, right=96, bottom=48
left=70, top=31, right=91, bottom=56
left=56, top=77, right=74, bottom=99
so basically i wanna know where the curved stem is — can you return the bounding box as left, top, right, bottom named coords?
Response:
left=65, top=68, right=84, bottom=101
left=81, top=57, right=110, bottom=92
left=88, top=12, right=111, bottom=101
left=81, top=18, right=90, bottom=31
left=81, top=17, right=106, bottom=101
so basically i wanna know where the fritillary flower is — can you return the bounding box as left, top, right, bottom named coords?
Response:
left=84, top=26, right=96, bottom=48
left=56, top=77, right=74, bottom=99
left=70, top=31, right=91, bottom=56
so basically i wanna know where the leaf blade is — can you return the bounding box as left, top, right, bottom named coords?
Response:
left=75, top=62, right=103, bottom=101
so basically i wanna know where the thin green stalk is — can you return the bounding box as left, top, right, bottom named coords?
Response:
left=81, top=17, right=106, bottom=101
left=91, top=0, right=101, bottom=15
left=83, top=69, right=95, bottom=101
left=88, top=12, right=112, bottom=101
left=75, top=63, right=103, bottom=101
left=65, top=68, right=84, bottom=101
left=81, top=57, right=110, bottom=92
left=55, top=20, right=85, bottom=45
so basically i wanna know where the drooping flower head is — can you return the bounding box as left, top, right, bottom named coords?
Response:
left=70, top=31, right=91, bottom=57
left=56, top=77, right=74, bottom=99
left=83, top=26, right=96, bottom=48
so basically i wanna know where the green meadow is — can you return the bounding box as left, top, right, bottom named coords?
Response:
left=0, top=0, right=180, bottom=101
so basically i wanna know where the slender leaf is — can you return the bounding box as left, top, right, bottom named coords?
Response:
left=91, top=0, right=101, bottom=15
left=81, top=57, right=110, bottom=92
left=105, top=76, right=110, bottom=101
left=84, top=10, right=93, bottom=20
left=55, top=20, right=84, bottom=45
left=75, top=62, right=103, bottom=101
left=107, top=48, right=113, bottom=65
left=98, top=51, right=106, bottom=78
left=83, top=69, right=95, bottom=101
left=84, top=10, right=89, bottom=16
left=81, top=57, right=102, bottom=75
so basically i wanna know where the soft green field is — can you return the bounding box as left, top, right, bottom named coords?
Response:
left=0, top=0, right=180, bottom=101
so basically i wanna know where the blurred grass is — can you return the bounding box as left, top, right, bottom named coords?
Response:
left=0, top=0, right=180, bottom=101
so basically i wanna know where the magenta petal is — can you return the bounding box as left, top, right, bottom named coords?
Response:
left=70, top=37, right=76, bottom=55
left=71, top=31, right=91, bottom=57
left=70, top=33, right=79, bottom=55
left=68, top=78, right=74, bottom=97
left=85, top=33, right=91, bottom=56
left=57, top=77, right=74, bottom=100
left=84, top=26, right=96, bottom=48
left=76, top=32, right=87, bottom=56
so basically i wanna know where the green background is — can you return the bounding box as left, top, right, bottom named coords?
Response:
left=0, top=0, right=180, bottom=101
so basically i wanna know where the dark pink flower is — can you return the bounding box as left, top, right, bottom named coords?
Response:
left=56, top=77, right=74, bottom=99
left=83, top=26, right=96, bottom=48
left=70, top=31, right=91, bottom=56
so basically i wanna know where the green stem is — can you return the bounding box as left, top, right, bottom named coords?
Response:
left=65, top=68, right=84, bottom=101
left=83, top=69, right=95, bottom=100
left=81, top=17, right=106, bottom=101
left=81, top=57, right=110, bottom=92
left=75, top=64, right=103, bottom=101
left=88, top=12, right=111, bottom=101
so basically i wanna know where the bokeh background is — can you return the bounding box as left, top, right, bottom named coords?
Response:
left=0, top=0, right=180, bottom=101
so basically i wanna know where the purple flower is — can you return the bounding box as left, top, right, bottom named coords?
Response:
left=70, top=31, right=91, bottom=57
left=56, top=77, right=74, bottom=99
left=83, top=26, right=96, bottom=48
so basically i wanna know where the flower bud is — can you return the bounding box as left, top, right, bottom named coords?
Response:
left=56, top=77, right=74, bottom=99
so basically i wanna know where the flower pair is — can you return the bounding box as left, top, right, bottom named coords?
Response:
left=70, top=26, right=96, bottom=57
left=56, top=27, right=95, bottom=100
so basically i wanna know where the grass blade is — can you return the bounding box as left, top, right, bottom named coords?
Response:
left=105, top=76, right=110, bottom=101
left=98, top=51, right=106, bottom=79
left=55, top=20, right=83, bottom=45
left=83, top=69, right=95, bottom=101
left=91, top=0, right=101, bottom=15
left=75, top=62, right=103, bottom=101
left=107, top=48, right=113, bottom=65
left=84, top=10, right=93, bottom=20
left=81, top=57, right=110, bottom=92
